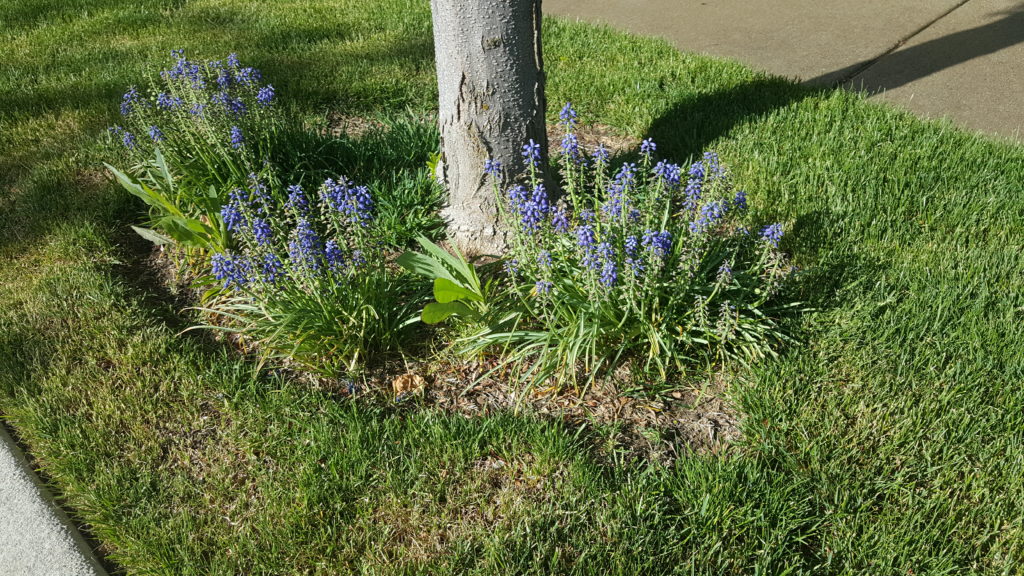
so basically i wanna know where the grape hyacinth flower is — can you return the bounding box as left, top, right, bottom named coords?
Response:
left=537, top=250, right=552, bottom=268
left=653, top=161, right=681, bottom=189
left=733, top=190, right=748, bottom=211
left=120, top=87, right=139, bottom=116
left=225, top=96, right=247, bottom=117
left=286, top=184, right=309, bottom=213
left=288, top=218, right=323, bottom=272
left=484, top=158, right=502, bottom=177
left=155, top=92, right=182, bottom=110
left=689, top=199, right=728, bottom=234
left=561, top=133, right=582, bottom=163
left=257, top=84, right=275, bottom=106
left=642, top=229, right=672, bottom=259
left=260, top=253, right=284, bottom=284
left=221, top=193, right=247, bottom=233
left=507, top=185, right=528, bottom=211
left=576, top=224, right=597, bottom=251
left=640, top=138, right=656, bottom=158
left=325, top=239, right=345, bottom=272
left=251, top=217, right=272, bottom=245
left=503, top=258, right=519, bottom=278
left=761, top=223, right=784, bottom=247
left=522, top=139, right=541, bottom=167
left=559, top=102, right=577, bottom=128
left=211, top=253, right=251, bottom=289
left=550, top=205, right=570, bottom=233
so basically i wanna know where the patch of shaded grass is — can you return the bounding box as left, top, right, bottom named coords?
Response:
left=2, top=0, right=1024, bottom=574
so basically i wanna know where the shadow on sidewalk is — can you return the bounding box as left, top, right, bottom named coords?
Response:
left=807, top=5, right=1024, bottom=91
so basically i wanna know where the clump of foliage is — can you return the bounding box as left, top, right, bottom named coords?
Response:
left=107, top=50, right=283, bottom=251
left=413, top=104, right=800, bottom=387
left=104, top=52, right=424, bottom=376
left=199, top=174, right=418, bottom=375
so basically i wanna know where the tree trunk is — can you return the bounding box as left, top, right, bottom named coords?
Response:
left=431, top=0, right=548, bottom=256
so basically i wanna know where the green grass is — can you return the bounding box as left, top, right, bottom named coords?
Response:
left=2, top=0, right=1024, bottom=574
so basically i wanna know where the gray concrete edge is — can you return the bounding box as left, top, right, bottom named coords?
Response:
left=0, top=421, right=110, bottom=576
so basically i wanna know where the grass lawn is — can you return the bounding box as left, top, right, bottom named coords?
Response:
left=2, top=0, right=1024, bottom=574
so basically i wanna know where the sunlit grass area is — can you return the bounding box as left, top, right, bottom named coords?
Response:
left=2, top=1, right=1023, bottom=573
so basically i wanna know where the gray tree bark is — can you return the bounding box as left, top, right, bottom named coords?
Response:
left=431, top=0, right=548, bottom=256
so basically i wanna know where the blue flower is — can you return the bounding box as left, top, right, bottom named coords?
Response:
left=260, top=253, right=284, bottom=283
left=286, top=184, right=309, bottom=213
left=507, top=185, right=528, bottom=211
left=653, top=161, right=681, bottom=188
left=561, top=133, right=582, bottom=163
left=690, top=200, right=728, bottom=234
left=323, top=179, right=374, bottom=224
left=521, top=139, right=541, bottom=167
left=576, top=224, right=597, bottom=251
left=733, top=190, right=748, bottom=211
left=599, top=260, right=618, bottom=288
left=592, top=144, right=610, bottom=164
left=257, top=84, right=275, bottom=106
left=221, top=192, right=247, bottom=232
left=148, top=125, right=164, bottom=143
left=288, top=218, right=323, bottom=272
left=626, top=257, right=645, bottom=277
left=155, top=92, right=182, bottom=110
left=227, top=53, right=240, bottom=68
left=484, top=158, right=502, bottom=177
left=350, top=250, right=367, bottom=269
left=229, top=126, right=244, bottom=149
left=190, top=103, right=205, bottom=117
left=211, top=252, right=251, bottom=289
left=515, top=184, right=549, bottom=233
left=225, top=97, right=247, bottom=117
left=503, top=258, right=519, bottom=278
left=215, top=69, right=233, bottom=90
left=642, top=229, right=672, bottom=259
left=640, top=138, right=656, bottom=158
left=251, top=217, right=272, bottom=245
left=237, top=67, right=261, bottom=86
left=550, top=205, right=570, bottom=233
left=121, top=131, right=136, bottom=149
left=559, top=102, right=577, bottom=127
left=325, top=239, right=345, bottom=272
left=761, top=223, right=783, bottom=247
left=535, top=279, right=553, bottom=295
left=537, top=250, right=552, bottom=268
left=624, top=235, right=639, bottom=257
left=120, top=87, right=139, bottom=116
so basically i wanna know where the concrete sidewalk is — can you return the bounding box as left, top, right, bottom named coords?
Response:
left=0, top=424, right=107, bottom=576
left=547, top=0, right=1024, bottom=142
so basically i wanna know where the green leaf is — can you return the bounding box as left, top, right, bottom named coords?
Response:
left=421, top=301, right=476, bottom=324
left=415, top=236, right=476, bottom=287
left=130, top=225, right=173, bottom=246
left=396, top=250, right=456, bottom=283
left=433, top=277, right=482, bottom=303
left=105, top=163, right=160, bottom=207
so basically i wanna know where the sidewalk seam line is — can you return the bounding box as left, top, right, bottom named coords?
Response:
left=835, top=0, right=972, bottom=86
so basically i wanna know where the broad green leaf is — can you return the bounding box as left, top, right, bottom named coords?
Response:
left=421, top=301, right=476, bottom=324
left=415, top=236, right=476, bottom=287
left=433, top=277, right=482, bottom=303
left=396, top=251, right=456, bottom=283
left=130, top=225, right=173, bottom=246
left=105, top=163, right=159, bottom=207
